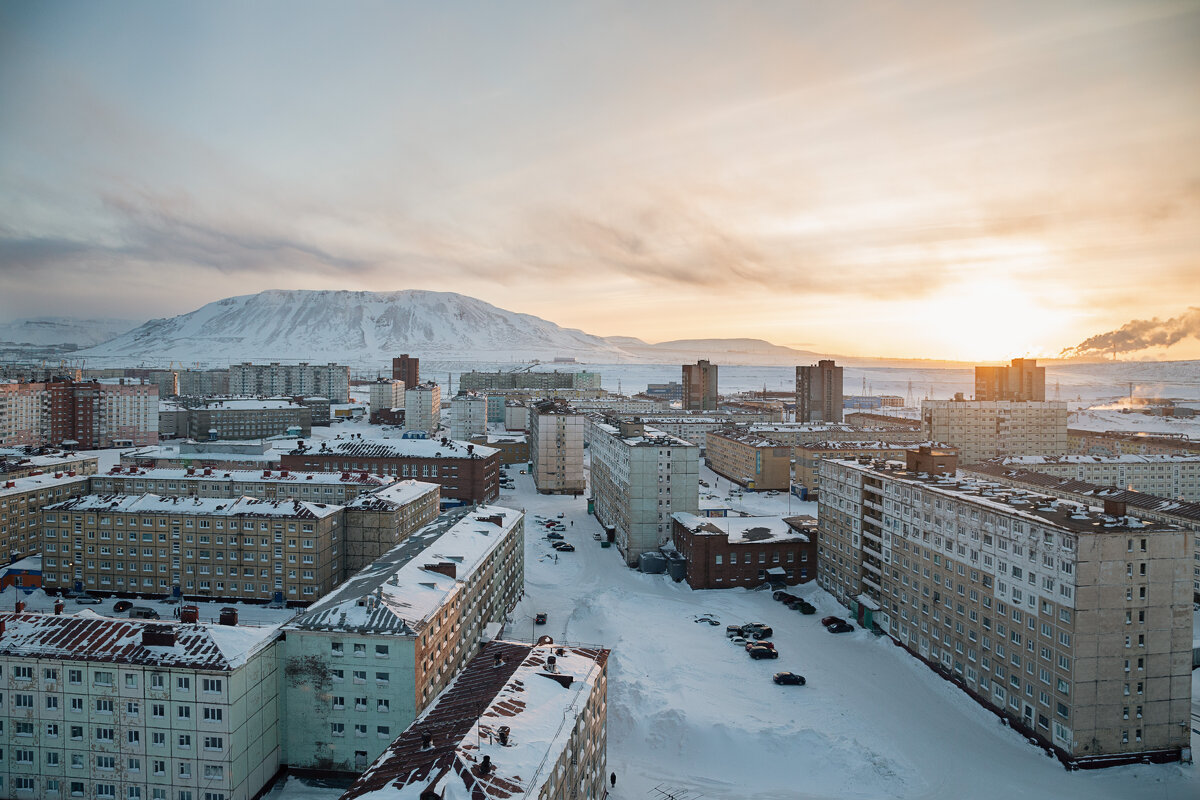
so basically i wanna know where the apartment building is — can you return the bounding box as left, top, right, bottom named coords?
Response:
left=794, top=441, right=955, bottom=499
left=817, top=456, right=1192, bottom=767
left=843, top=411, right=923, bottom=430
left=704, top=430, right=792, bottom=491
left=748, top=422, right=926, bottom=448
left=470, top=434, right=528, bottom=466
left=0, top=612, right=281, bottom=800
left=391, top=354, right=420, bottom=387
left=0, top=380, right=159, bottom=449
left=90, top=466, right=396, bottom=505
left=1068, top=429, right=1200, bottom=458
left=367, top=381, right=405, bottom=422
left=122, top=440, right=285, bottom=471
left=280, top=506, right=525, bottom=773
left=340, top=640, right=609, bottom=800
left=457, top=370, right=601, bottom=393
left=161, top=398, right=312, bottom=440
left=403, top=382, right=441, bottom=435
left=342, top=480, right=442, bottom=576
left=0, top=450, right=99, bottom=480
left=570, top=397, right=669, bottom=415
left=587, top=417, right=699, bottom=565
left=986, top=454, right=1200, bottom=502
left=646, top=380, right=684, bottom=400
left=528, top=399, right=585, bottom=495
left=41, top=494, right=343, bottom=601
left=228, top=363, right=350, bottom=404
left=176, top=368, right=230, bottom=397
left=922, top=399, right=1068, bottom=464
left=681, top=360, right=718, bottom=411
left=449, top=392, right=487, bottom=441
left=503, top=401, right=529, bottom=432
left=0, top=472, right=89, bottom=565
left=671, top=512, right=817, bottom=589
left=280, top=437, right=500, bottom=505
left=796, top=360, right=843, bottom=423
left=976, top=358, right=1046, bottom=402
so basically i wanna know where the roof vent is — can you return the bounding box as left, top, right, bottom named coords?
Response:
left=478, top=755, right=493, bottom=775
left=420, top=732, right=433, bottom=751
left=497, top=725, right=510, bottom=746
left=142, top=626, right=176, bottom=647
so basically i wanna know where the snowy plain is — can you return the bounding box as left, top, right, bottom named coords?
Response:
left=262, top=433, right=1198, bottom=800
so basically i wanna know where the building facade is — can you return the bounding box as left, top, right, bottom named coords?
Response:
left=922, top=399, right=1068, bottom=464
left=0, top=472, right=90, bottom=566
left=0, top=380, right=159, bottom=449
left=279, top=437, right=501, bottom=505
left=528, top=400, right=585, bottom=495
left=340, top=640, right=609, bottom=800
left=42, top=494, right=344, bottom=601
left=816, top=457, right=1192, bottom=767
left=458, top=370, right=601, bottom=393
left=671, top=512, right=817, bottom=589
left=0, top=612, right=281, bottom=800
left=985, top=454, right=1200, bottom=502
left=342, top=480, right=442, bottom=576
left=1068, top=429, right=1200, bottom=458
left=391, top=354, right=420, bottom=387
left=587, top=417, right=699, bottom=565
left=163, top=398, right=312, bottom=440
left=403, top=383, right=442, bottom=435
left=704, top=430, right=792, bottom=491
left=448, top=392, right=487, bottom=441
left=795, top=360, right=843, bottom=423
left=228, top=363, right=350, bottom=404
left=90, top=466, right=396, bottom=506
left=681, top=360, right=718, bottom=411
left=280, top=506, right=525, bottom=773
left=794, top=441, right=956, bottom=498
left=975, top=358, right=1046, bottom=402
left=367, top=381, right=406, bottom=423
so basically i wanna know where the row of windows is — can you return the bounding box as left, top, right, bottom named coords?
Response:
left=0, top=669, right=220, bottom=693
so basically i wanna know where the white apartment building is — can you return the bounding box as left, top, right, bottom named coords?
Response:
left=817, top=457, right=1192, bottom=766
left=989, top=454, right=1200, bottom=502
left=367, top=381, right=405, bottom=414
left=280, top=505, right=525, bottom=772
left=449, top=392, right=487, bottom=441
left=587, top=417, right=699, bottom=565
left=227, top=362, right=350, bottom=404
left=0, top=612, right=281, bottom=800
left=404, top=383, right=442, bottom=435
left=503, top=402, right=529, bottom=432
left=922, top=399, right=1068, bottom=464
left=529, top=400, right=585, bottom=494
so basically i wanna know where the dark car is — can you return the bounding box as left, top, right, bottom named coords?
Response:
left=535, top=613, right=547, bottom=625
left=826, top=621, right=854, bottom=634
left=112, top=600, right=134, bottom=613
left=773, top=591, right=799, bottom=603
left=745, top=640, right=775, bottom=652
left=748, top=646, right=780, bottom=660
left=726, top=625, right=744, bottom=638
left=742, top=624, right=773, bottom=640
left=796, top=602, right=817, bottom=615
left=552, top=542, right=575, bottom=552
left=773, top=671, right=806, bottom=686
left=820, top=616, right=846, bottom=627
left=546, top=532, right=564, bottom=540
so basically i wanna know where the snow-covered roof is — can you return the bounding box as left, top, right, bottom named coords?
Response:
left=0, top=611, right=281, bottom=671
left=2, top=555, right=41, bottom=573
left=100, top=465, right=396, bottom=487
left=46, top=493, right=343, bottom=519
left=671, top=512, right=813, bottom=543
left=343, top=640, right=609, bottom=800
left=994, top=454, right=1200, bottom=465
left=709, top=429, right=789, bottom=448
left=589, top=418, right=697, bottom=448
left=193, top=398, right=305, bottom=410
left=345, top=480, right=441, bottom=510
left=797, top=440, right=944, bottom=451
left=302, top=437, right=498, bottom=460
left=0, top=470, right=90, bottom=496
left=287, top=505, right=523, bottom=636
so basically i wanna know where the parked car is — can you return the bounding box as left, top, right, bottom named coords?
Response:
left=796, top=602, right=817, bottom=615
left=552, top=542, right=575, bottom=552
left=128, top=606, right=160, bottom=620
left=593, top=533, right=602, bottom=541
left=826, top=621, right=854, bottom=634
left=556, top=513, right=565, bottom=519
left=535, top=613, right=547, bottom=625
left=726, top=625, right=744, bottom=638
left=73, top=593, right=102, bottom=605
left=741, top=623, right=773, bottom=639
left=773, top=591, right=798, bottom=603
left=820, top=616, right=846, bottom=627
left=745, top=640, right=775, bottom=652
left=112, top=600, right=133, bottom=613
left=773, top=672, right=806, bottom=686
left=748, top=646, right=779, bottom=660
left=547, top=532, right=564, bottom=540
left=729, top=636, right=748, bottom=646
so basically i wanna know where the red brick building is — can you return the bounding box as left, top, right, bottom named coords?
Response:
left=671, top=512, right=817, bottom=589
left=280, top=436, right=501, bottom=504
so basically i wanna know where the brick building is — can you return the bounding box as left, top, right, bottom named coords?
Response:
left=671, top=512, right=817, bottom=589
left=704, top=429, right=792, bottom=491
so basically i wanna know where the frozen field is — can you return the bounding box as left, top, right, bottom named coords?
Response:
left=268, top=461, right=1198, bottom=800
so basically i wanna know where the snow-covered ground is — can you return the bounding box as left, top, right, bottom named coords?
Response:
left=268, top=460, right=1198, bottom=800
left=1069, top=408, right=1200, bottom=437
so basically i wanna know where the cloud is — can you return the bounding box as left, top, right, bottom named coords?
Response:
left=1061, top=307, right=1200, bottom=357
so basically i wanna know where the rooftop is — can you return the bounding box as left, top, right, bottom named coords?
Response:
left=298, top=437, right=498, bottom=460
left=833, top=458, right=1180, bottom=535
left=798, top=440, right=946, bottom=452
left=46, top=493, right=343, bottom=519
left=342, top=640, right=609, bottom=800
left=101, top=465, right=396, bottom=487
left=288, top=505, right=523, bottom=635
left=345, top=480, right=441, bottom=511
left=1, top=470, right=90, bottom=496
left=672, top=512, right=814, bottom=543
left=992, top=453, right=1200, bottom=466
left=709, top=429, right=788, bottom=448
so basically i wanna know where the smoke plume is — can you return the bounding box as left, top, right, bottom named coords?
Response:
left=1061, top=307, right=1200, bottom=357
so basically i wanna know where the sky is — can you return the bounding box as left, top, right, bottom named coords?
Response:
left=1, top=0, right=1198, bottom=361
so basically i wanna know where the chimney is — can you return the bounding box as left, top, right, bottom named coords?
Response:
left=180, top=605, right=199, bottom=624
left=420, top=732, right=433, bottom=751
left=422, top=562, right=456, bottom=579
left=218, top=607, right=238, bottom=626
left=263, top=469, right=271, bottom=478
left=497, top=726, right=510, bottom=746
left=54, top=600, right=64, bottom=615
left=478, top=755, right=493, bottom=776
left=0, top=619, right=5, bottom=637
left=1103, top=499, right=1127, bottom=518
left=545, top=655, right=556, bottom=672
left=15, top=600, right=25, bottom=614
left=187, top=466, right=195, bottom=475
left=492, top=653, right=505, bottom=668
left=141, top=626, right=177, bottom=647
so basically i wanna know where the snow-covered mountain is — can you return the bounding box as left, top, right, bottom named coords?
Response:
left=0, top=317, right=140, bottom=347
left=77, top=290, right=633, bottom=365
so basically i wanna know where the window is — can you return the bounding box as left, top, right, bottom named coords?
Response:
left=204, top=736, right=223, bottom=751
left=331, top=723, right=345, bottom=737
left=151, top=673, right=165, bottom=689
left=177, top=706, right=191, bottom=720
left=178, top=734, right=192, bottom=748
left=202, top=678, right=222, bottom=693
left=177, top=676, right=191, bottom=690
left=94, top=671, right=113, bottom=686
left=375, top=644, right=389, bottom=657
left=331, top=642, right=344, bottom=656
left=128, top=730, right=141, bottom=744
left=354, top=643, right=366, bottom=657
left=95, top=727, right=115, bottom=741
left=203, top=707, right=222, bottom=722
left=127, top=701, right=140, bottom=715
